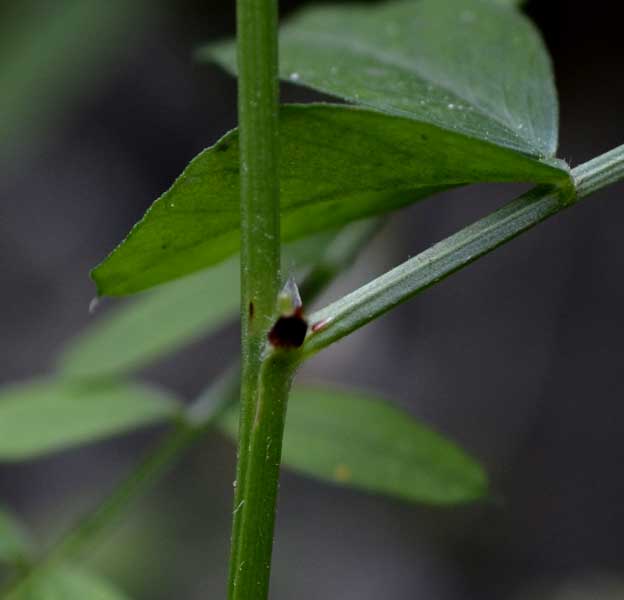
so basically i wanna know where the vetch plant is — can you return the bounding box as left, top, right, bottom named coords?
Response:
left=0, top=0, right=623, bottom=598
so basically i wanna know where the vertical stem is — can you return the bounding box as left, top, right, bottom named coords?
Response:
left=230, top=350, right=299, bottom=599
left=235, top=0, right=280, bottom=488
left=230, top=0, right=282, bottom=598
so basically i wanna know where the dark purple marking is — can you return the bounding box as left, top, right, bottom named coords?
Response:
left=268, top=314, right=308, bottom=349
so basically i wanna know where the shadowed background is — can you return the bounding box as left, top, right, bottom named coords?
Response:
left=1, top=1, right=623, bottom=598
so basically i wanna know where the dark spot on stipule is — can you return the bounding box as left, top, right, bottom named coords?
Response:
left=268, top=309, right=308, bottom=349
left=249, top=302, right=254, bottom=320
left=215, top=141, right=230, bottom=152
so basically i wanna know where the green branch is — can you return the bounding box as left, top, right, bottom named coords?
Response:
left=574, top=143, right=624, bottom=198
left=303, top=145, right=624, bottom=357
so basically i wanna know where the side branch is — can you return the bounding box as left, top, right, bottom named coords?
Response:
left=304, top=144, right=624, bottom=357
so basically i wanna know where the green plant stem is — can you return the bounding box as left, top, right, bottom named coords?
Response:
left=573, top=143, right=624, bottom=198
left=230, top=0, right=284, bottom=598
left=231, top=351, right=299, bottom=599
left=304, top=144, right=624, bottom=357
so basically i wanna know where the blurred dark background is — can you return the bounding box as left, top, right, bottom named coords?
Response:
left=1, top=1, right=623, bottom=598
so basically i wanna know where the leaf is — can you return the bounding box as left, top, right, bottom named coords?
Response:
left=93, top=104, right=569, bottom=297
left=206, top=0, right=557, bottom=157
left=0, top=507, right=32, bottom=563
left=0, top=380, right=180, bottom=461
left=59, top=259, right=239, bottom=379
left=218, top=386, right=487, bottom=504
left=8, top=565, right=130, bottom=600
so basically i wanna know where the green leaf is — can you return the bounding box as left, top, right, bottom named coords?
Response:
left=59, top=259, right=239, bottom=379
left=218, top=386, right=487, bottom=504
left=0, top=380, right=180, bottom=461
left=93, top=104, right=569, bottom=297
left=0, top=507, right=32, bottom=564
left=8, top=565, right=130, bottom=600
left=206, top=0, right=556, bottom=157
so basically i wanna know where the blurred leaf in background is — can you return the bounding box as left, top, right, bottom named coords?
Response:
left=0, top=507, right=32, bottom=565
left=8, top=564, right=131, bottom=599
left=219, top=386, right=488, bottom=504
left=0, top=380, right=180, bottom=460
left=0, top=0, right=154, bottom=168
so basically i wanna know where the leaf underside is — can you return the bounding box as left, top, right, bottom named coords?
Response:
left=93, top=104, right=568, bottom=297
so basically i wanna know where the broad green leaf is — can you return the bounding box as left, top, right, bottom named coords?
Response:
left=8, top=565, right=130, bottom=600
left=0, top=507, right=32, bottom=563
left=218, top=386, right=487, bottom=504
left=93, top=104, right=569, bottom=297
left=0, top=380, right=180, bottom=460
left=206, top=0, right=557, bottom=157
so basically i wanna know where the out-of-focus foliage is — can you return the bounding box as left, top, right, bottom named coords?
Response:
left=8, top=565, right=131, bottom=600
left=0, top=380, right=180, bottom=460
left=219, top=386, right=488, bottom=504
left=0, top=507, right=32, bottom=564
left=0, top=0, right=152, bottom=164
